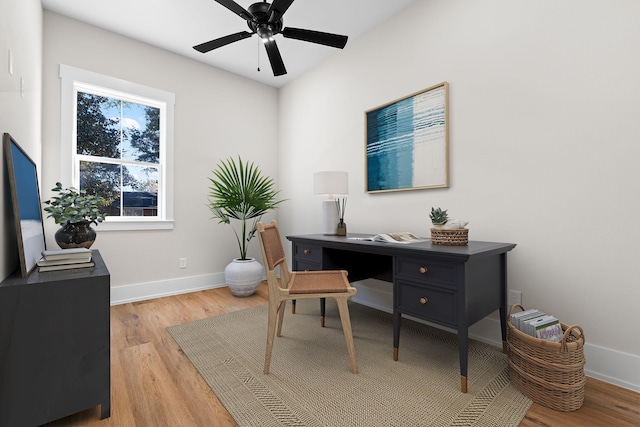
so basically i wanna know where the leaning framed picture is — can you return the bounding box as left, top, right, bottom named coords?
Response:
left=3, top=133, right=47, bottom=277
left=365, top=82, right=449, bottom=193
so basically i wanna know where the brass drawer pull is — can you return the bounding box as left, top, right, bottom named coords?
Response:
left=303, top=249, right=311, bottom=255
left=419, top=297, right=429, bottom=305
left=419, top=266, right=428, bottom=274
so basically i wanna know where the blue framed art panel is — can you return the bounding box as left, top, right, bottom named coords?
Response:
left=365, top=82, right=449, bottom=193
left=3, top=133, right=47, bottom=277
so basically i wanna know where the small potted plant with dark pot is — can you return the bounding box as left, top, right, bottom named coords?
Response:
left=208, top=157, right=284, bottom=297
left=44, top=182, right=106, bottom=249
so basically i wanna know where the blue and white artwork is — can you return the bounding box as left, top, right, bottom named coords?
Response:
left=4, top=133, right=47, bottom=276
left=366, top=83, right=448, bottom=192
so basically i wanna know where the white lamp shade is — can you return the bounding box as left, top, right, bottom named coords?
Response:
left=313, top=171, right=348, bottom=196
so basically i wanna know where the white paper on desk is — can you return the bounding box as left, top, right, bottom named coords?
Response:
left=348, top=232, right=426, bottom=244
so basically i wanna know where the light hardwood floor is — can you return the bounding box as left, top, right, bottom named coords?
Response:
left=45, top=283, right=639, bottom=427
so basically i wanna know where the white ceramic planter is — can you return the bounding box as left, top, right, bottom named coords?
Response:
left=224, top=257, right=264, bottom=297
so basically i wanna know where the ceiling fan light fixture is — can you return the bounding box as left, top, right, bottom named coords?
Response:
left=257, top=25, right=274, bottom=41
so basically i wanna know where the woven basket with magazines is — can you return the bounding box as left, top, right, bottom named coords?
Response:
left=430, top=228, right=468, bottom=245
left=507, top=304, right=586, bottom=411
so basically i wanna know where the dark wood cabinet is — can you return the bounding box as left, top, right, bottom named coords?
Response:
left=0, top=250, right=110, bottom=426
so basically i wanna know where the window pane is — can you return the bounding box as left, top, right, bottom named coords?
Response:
left=77, top=92, right=160, bottom=165
left=123, top=164, right=158, bottom=217
left=80, top=161, right=159, bottom=218
left=125, top=103, right=160, bottom=164
left=80, top=161, right=121, bottom=217
left=77, top=92, right=121, bottom=159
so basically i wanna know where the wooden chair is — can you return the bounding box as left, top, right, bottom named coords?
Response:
left=256, top=220, right=359, bottom=374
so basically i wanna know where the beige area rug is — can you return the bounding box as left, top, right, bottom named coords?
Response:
left=167, top=299, right=532, bottom=427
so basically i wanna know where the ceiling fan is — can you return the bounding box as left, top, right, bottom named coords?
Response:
left=193, top=0, right=348, bottom=77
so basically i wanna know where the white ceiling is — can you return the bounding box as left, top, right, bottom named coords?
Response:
left=41, top=0, right=416, bottom=88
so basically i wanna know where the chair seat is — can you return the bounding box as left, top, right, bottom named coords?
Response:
left=289, top=270, right=349, bottom=294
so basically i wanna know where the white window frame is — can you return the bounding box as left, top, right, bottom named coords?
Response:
left=59, top=64, right=175, bottom=231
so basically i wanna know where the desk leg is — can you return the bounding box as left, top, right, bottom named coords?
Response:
left=458, top=328, right=468, bottom=393
left=499, top=253, right=508, bottom=354
left=392, top=311, right=401, bottom=361
left=500, top=304, right=508, bottom=353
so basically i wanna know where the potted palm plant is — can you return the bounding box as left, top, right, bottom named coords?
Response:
left=43, top=182, right=107, bottom=248
left=207, top=156, right=284, bottom=297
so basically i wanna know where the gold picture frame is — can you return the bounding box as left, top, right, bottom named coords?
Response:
left=365, top=82, right=449, bottom=193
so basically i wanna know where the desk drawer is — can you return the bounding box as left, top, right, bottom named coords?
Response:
left=293, top=243, right=322, bottom=263
left=395, top=257, right=457, bottom=287
left=396, top=280, right=457, bottom=326
left=294, top=260, right=321, bottom=272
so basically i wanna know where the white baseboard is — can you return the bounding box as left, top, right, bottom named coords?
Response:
left=582, top=342, right=640, bottom=392
left=110, top=275, right=640, bottom=393
left=110, top=272, right=226, bottom=305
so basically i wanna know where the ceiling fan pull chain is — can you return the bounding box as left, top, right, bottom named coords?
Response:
left=257, top=37, right=261, bottom=72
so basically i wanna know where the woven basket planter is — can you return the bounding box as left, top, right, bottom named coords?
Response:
left=430, top=228, right=468, bottom=245
left=507, top=304, right=586, bottom=411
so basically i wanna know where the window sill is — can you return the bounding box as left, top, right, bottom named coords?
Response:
left=96, top=219, right=174, bottom=231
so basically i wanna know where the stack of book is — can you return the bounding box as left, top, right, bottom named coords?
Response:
left=510, top=308, right=564, bottom=342
left=37, top=248, right=94, bottom=272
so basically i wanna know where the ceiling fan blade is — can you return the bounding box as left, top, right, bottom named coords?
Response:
left=282, top=27, right=348, bottom=49
left=214, top=0, right=254, bottom=20
left=268, top=0, right=295, bottom=21
left=263, top=39, right=287, bottom=76
left=193, top=31, right=253, bottom=53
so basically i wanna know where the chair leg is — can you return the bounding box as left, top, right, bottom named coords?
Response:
left=336, top=298, right=358, bottom=374
left=276, top=300, right=286, bottom=337
left=320, top=297, right=326, bottom=327
left=292, top=299, right=296, bottom=314
left=264, top=301, right=280, bottom=374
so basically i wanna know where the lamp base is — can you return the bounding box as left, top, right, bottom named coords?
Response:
left=321, top=200, right=339, bottom=235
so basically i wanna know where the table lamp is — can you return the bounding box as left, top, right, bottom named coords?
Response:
left=313, top=171, right=348, bottom=235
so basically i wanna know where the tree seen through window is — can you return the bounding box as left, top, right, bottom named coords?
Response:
left=76, top=92, right=160, bottom=217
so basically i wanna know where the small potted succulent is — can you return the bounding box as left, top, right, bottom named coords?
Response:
left=429, top=207, right=449, bottom=228
left=44, top=182, right=107, bottom=249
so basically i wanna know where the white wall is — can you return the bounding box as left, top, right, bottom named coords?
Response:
left=42, top=11, right=279, bottom=295
left=277, top=0, right=640, bottom=390
left=0, top=0, right=42, bottom=281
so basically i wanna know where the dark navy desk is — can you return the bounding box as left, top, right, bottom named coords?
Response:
left=287, top=233, right=516, bottom=393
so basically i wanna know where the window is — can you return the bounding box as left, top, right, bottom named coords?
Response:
left=60, top=65, right=175, bottom=230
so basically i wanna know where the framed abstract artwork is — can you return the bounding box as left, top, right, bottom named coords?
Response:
left=3, top=133, right=47, bottom=277
left=365, top=82, right=449, bottom=193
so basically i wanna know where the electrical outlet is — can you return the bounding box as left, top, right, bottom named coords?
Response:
left=508, top=290, right=522, bottom=307
left=179, top=258, right=187, bottom=269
